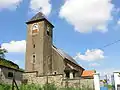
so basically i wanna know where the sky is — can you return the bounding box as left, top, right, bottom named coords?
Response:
left=0, top=0, right=120, bottom=76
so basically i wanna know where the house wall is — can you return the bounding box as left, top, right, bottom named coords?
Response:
left=0, top=67, right=22, bottom=85
left=52, top=47, right=65, bottom=75
left=113, top=72, right=120, bottom=90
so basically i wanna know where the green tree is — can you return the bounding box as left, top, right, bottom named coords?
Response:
left=0, top=48, right=7, bottom=59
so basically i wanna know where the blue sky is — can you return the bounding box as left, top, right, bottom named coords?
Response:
left=0, top=0, right=120, bottom=75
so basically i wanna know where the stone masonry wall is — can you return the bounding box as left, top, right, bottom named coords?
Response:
left=23, top=72, right=63, bottom=87
left=23, top=72, right=94, bottom=89
left=62, top=79, right=94, bottom=89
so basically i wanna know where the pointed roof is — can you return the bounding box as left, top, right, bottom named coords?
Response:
left=26, top=12, right=54, bottom=27
left=27, top=12, right=45, bottom=23
left=52, top=45, right=84, bottom=70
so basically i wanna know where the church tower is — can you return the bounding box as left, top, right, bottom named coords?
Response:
left=25, top=12, right=54, bottom=75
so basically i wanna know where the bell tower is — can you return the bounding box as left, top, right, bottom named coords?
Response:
left=25, top=12, right=54, bottom=75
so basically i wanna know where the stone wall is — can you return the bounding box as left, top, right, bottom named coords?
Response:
left=62, top=78, right=94, bottom=89
left=23, top=72, right=63, bottom=87
left=23, top=72, right=94, bottom=89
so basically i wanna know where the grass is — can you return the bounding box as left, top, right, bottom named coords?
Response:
left=0, top=83, right=93, bottom=90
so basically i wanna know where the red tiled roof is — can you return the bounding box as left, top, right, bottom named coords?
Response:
left=82, top=70, right=95, bottom=77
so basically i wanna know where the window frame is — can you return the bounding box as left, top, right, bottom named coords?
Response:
left=8, top=72, right=14, bottom=78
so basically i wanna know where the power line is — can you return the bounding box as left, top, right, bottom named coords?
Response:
left=100, top=39, right=120, bottom=50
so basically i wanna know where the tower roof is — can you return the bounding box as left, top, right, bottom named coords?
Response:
left=26, top=12, right=54, bottom=27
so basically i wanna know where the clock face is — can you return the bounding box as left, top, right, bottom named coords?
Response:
left=32, top=23, right=39, bottom=35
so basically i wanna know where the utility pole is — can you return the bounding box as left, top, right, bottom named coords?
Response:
left=12, top=71, right=19, bottom=90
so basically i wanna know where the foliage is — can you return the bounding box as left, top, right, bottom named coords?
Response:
left=104, top=84, right=113, bottom=89
left=0, top=48, right=7, bottom=59
left=0, top=48, right=22, bottom=71
left=0, top=83, right=93, bottom=90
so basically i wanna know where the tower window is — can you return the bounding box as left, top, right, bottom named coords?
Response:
left=47, top=25, right=50, bottom=36
left=47, top=31, right=50, bottom=36
left=33, top=44, right=35, bottom=48
left=32, top=54, right=36, bottom=64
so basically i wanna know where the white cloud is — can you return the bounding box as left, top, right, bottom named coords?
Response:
left=0, top=0, right=22, bottom=10
left=59, top=0, right=114, bottom=33
left=29, top=0, right=52, bottom=16
left=117, top=19, right=120, bottom=25
left=1, top=40, right=26, bottom=53
left=74, top=49, right=105, bottom=61
left=89, top=63, right=100, bottom=67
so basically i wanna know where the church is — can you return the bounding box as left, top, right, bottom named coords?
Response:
left=25, top=12, right=85, bottom=79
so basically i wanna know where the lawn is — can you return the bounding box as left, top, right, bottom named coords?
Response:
left=0, top=83, right=93, bottom=90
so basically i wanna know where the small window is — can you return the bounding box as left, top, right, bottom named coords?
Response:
left=8, top=72, right=13, bottom=78
left=47, top=31, right=50, bottom=36
left=33, top=44, right=35, bottom=48
left=47, top=25, right=50, bottom=36
left=32, top=54, right=36, bottom=64
left=54, top=72, right=57, bottom=75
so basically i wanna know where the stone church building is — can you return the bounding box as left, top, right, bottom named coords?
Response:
left=25, top=12, right=85, bottom=79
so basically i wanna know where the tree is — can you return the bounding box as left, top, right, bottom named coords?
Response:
left=0, top=48, right=7, bottom=59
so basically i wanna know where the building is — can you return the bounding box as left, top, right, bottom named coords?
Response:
left=81, top=70, right=95, bottom=79
left=0, top=59, right=23, bottom=84
left=25, top=12, right=84, bottom=79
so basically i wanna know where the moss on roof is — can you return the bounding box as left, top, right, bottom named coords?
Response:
left=0, top=58, right=19, bottom=70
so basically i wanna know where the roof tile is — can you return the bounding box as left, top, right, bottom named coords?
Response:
left=82, top=70, right=95, bottom=77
